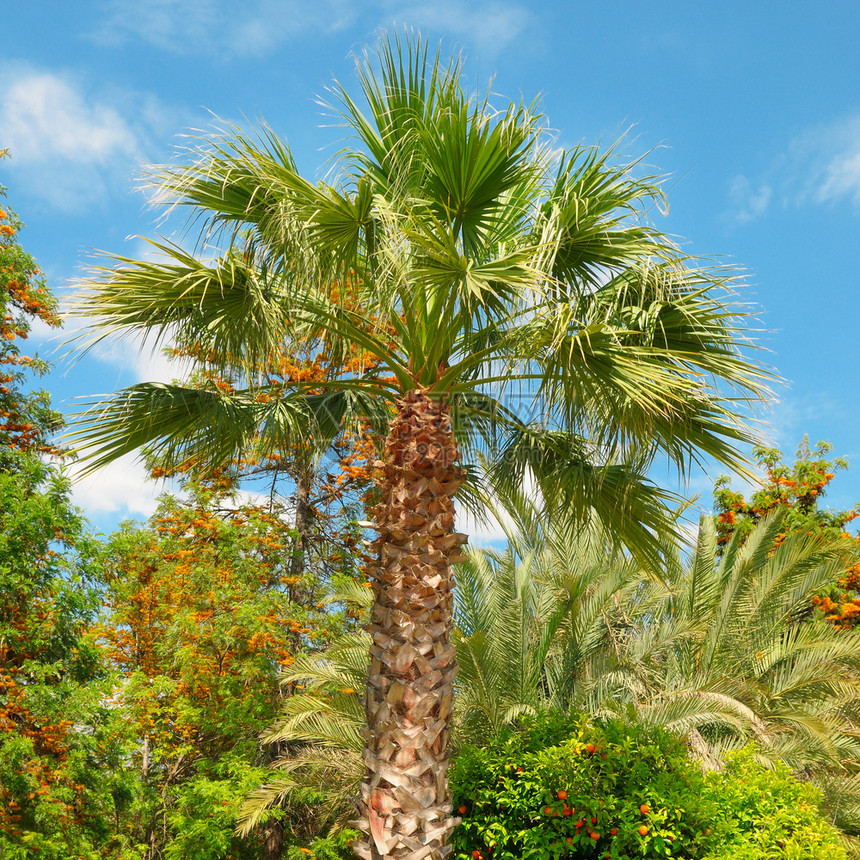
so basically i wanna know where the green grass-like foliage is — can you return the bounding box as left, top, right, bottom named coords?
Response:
left=449, top=712, right=845, bottom=859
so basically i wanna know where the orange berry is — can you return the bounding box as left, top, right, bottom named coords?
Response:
left=590, top=832, right=600, bottom=840
left=557, top=790, right=567, bottom=800
left=639, top=804, right=650, bottom=815
left=591, top=817, right=597, bottom=824
left=638, top=825, right=649, bottom=836
left=610, top=828, right=618, bottom=835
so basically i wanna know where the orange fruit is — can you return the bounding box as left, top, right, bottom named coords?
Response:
left=638, top=825, right=649, bottom=836
left=639, top=804, right=650, bottom=815
left=557, top=790, right=567, bottom=801
left=591, top=817, right=597, bottom=824
left=590, top=832, right=600, bottom=840
left=566, top=837, right=573, bottom=845
left=472, top=852, right=481, bottom=860
left=459, top=805, right=467, bottom=814
left=544, top=807, right=552, bottom=815
left=610, top=828, right=618, bottom=835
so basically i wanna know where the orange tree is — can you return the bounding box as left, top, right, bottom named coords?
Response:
left=713, top=437, right=860, bottom=628
left=68, top=36, right=772, bottom=860
left=0, top=167, right=130, bottom=858
left=98, top=477, right=357, bottom=859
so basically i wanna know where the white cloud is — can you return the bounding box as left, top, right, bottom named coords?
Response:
left=93, top=0, right=357, bottom=56
left=728, top=175, right=772, bottom=223
left=92, top=0, right=528, bottom=58
left=379, top=1, right=529, bottom=56
left=811, top=116, right=860, bottom=204
left=456, top=500, right=512, bottom=546
left=728, top=113, right=860, bottom=220
left=93, top=0, right=223, bottom=52
left=1, top=72, right=137, bottom=166
left=0, top=64, right=175, bottom=212
left=67, top=453, right=166, bottom=519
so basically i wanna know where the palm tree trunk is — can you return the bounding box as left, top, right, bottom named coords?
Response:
left=262, top=818, right=284, bottom=859
left=354, top=388, right=467, bottom=860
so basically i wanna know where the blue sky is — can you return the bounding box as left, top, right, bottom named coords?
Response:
left=2, top=1, right=859, bottom=536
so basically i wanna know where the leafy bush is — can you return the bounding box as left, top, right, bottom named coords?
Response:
left=284, top=828, right=358, bottom=860
left=701, top=748, right=845, bottom=860
left=449, top=712, right=845, bottom=859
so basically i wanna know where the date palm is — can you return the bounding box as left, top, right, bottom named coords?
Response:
left=70, top=34, right=771, bottom=860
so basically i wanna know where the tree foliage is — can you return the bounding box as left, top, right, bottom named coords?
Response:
left=95, top=477, right=359, bottom=857
left=249, top=502, right=860, bottom=849
left=714, top=437, right=860, bottom=627
left=0, top=171, right=122, bottom=858
left=0, top=159, right=62, bottom=464
left=66, top=35, right=775, bottom=857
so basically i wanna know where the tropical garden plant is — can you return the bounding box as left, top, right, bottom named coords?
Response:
left=68, top=34, right=772, bottom=860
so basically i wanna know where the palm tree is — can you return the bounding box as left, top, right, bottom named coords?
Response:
left=69, top=34, right=771, bottom=860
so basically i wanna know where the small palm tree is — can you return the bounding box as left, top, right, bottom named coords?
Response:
left=452, top=500, right=643, bottom=742
left=70, top=35, right=771, bottom=860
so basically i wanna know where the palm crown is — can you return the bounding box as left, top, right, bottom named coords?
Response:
left=73, top=37, right=767, bottom=549
left=69, top=34, right=772, bottom=860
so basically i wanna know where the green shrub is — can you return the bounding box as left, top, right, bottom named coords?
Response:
left=701, top=748, right=845, bottom=860
left=284, top=828, right=358, bottom=860
left=449, top=712, right=845, bottom=859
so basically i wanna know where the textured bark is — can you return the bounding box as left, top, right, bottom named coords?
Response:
left=354, top=389, right=468, bottom=860
left=141, top=733, right=150, bottom=782
left=262, top=818, right=284, bottom=860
